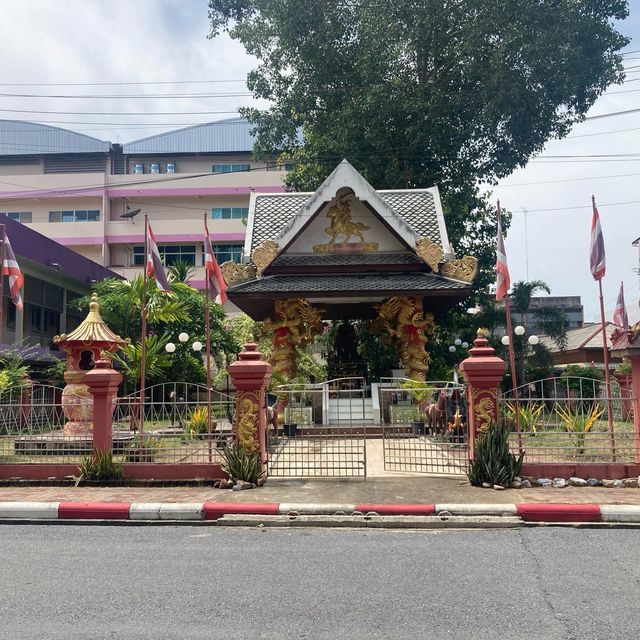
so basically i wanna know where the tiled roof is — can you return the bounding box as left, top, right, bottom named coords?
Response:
left=249, top=189, right=442, bottom=258
left=271, top=252, right=423, bottom=267
left=228, top=272, right=469, bottom=294
left=540, top=322, right=618, bottom=353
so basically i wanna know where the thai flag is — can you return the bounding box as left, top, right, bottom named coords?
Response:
left=204, top=218, right=227, bottom=305
left=2, top=230, right=24, bottom=311
left=613, top=281, right=629, bottom=331
left=590, top=199, right=606, bottom=281
left=495, top=211, right=510, bottom=301
left=146, top=223, right=170, bottom=292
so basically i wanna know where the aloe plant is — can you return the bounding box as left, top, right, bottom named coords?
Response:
left=75, top=451, right=124, bottom=485
left=220, top=444, right=262, bottom=484
left=468, top=421, right=524, bottom=487
left=186, top=406, right=212, bottom=435
left=555, top=403, right=604, bottom=455
left=505, top=402, right=544, bottom=434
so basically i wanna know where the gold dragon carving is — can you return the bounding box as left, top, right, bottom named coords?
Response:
left=236, top=393, right=259, bottom=452
left=471, top=388, right=498, bottom=435
left=220, top=261, right=257, bottom=286
left=374, top=296, right=435, bottom=381
left=263, top=298, right=325, bottom=386
left=414, top=237, right=444, bottom=273
left=251, top=240, right=280, bottom=275
left=440, top=255, right=479, bottom=283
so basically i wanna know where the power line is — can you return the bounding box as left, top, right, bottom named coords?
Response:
left=498, top=171, right=640, bottom=188
left=0, top=92, right=253, bottom=99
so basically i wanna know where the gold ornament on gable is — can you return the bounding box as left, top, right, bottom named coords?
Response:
left=220, top=261, right=257, bottom=286
left=440, top=255, right=479, bottom=283
left=251, top=240, right=280, bottom=275
left=414, top=237, right=444, bottom=273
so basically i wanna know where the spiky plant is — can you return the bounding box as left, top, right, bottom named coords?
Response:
left=220, top=444, right=262, bottom=484
left=468, top=421, right=525, bottom=487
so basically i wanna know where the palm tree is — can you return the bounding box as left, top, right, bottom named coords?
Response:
left=510, top=280, right=550, bottom=326
left=168, top=260, right=195, bottom=284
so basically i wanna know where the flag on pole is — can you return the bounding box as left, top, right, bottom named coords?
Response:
left=495, top=209, right=510, bottom=301
left=590, top=198, right=606, bottom=280
left=204, top=218, right=227, bottom=305
left=146, top=223, right=170, bottom=292
left=613, top=281, right=629, bottom=331
left=1, top=231, right=23, bottom=311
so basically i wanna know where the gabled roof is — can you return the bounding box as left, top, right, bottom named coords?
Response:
left=122, top=117, right=256, bottom=155
left=540, top=322, right=618, bottom=353
left=0, top=119, right=110, bottom=156
left=246, top=160, right=452, bottom=260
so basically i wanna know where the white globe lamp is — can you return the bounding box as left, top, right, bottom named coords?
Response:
left=501, top=335, right=510, bottom=346
left=528, top=335, right=539, bottom=346
left=514, top=325, right=525, bottom=336
left=178, top=332, right=189, bottom=343
left=192, top=341, right=203, bottom=352
left=454, top=338, right=462, bottom=346
left=165, top=342, right=176, bottom=353
left=449, top=345, right=456, bottom=353
left=461, top=342, right=469, bottom=349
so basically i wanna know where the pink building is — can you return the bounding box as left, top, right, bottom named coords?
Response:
left=0, top=118, right=287, bottom=301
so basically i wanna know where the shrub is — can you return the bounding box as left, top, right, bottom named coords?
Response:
left=468, top=421, right=524, bottom=487
left=220, top=444, right=262, bottom=484
left=75, top=451, right=124, bottom=485
left=186, top=406, right=213, bottom=435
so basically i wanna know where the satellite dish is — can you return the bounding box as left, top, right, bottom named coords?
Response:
left=120, top=208, right=141, bottom=220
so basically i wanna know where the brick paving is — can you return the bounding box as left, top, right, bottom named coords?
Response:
left=0, top=478, right=639, bottom=505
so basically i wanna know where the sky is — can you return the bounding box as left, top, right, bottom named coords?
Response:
left=0, top=0, right=638, bottom=324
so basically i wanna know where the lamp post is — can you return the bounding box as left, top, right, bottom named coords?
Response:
left=500, top=325, right=539, bottom=390
left=165, top=333, right=205, bottom=426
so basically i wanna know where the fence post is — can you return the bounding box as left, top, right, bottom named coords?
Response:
left=459, top=330, right=506, bottom=460
left=614, top=371, right=632, bottom=421
left=84, top=358, right=122, bottom=459
left=227, top=339, right=272, bottom=472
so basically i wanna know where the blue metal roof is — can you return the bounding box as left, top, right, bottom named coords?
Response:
left=0, top=120, right=110, bottom=155
left=122, top=117, right=256, bottom=155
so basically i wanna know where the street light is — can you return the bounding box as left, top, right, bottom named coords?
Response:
left=165, top=334, right=203, bottom=354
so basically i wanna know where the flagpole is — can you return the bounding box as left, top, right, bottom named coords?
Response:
left=0, top=223, right=5, bottom=347
left=139, top=213, right=148, bottom=436
left=204, top=212, right=213, bottom=463
left=598, top=277, right=616, bottom=461
left=497, top=202, right=522, bottom=449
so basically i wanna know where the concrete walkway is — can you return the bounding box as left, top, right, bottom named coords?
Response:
left=1, top=477, right=639, bottom=505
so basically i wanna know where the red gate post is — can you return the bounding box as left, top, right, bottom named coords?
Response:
left=84, top=358, right=122, bottom=459
left=459, top=329, right=507, bottom=460
left=614, top=370, right=632, bottom=421
left=227, top=339, right=272, bottom=472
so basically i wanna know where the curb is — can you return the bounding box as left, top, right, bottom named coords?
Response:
left=1, top=501, right=640, bottom=523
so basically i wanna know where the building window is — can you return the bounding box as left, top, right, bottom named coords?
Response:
left=266, top=161, right=295, bottom=171
left=133, top=244, right=196, bottom=267
left=212, top=244, right=243, bottom=264
left=1, top=211, right=32, bottom=223
left=211, top=207, right=249, bottom=220
left=212, top=164, right=251, bottom=173
left=49, top=210, right=100, bottom=223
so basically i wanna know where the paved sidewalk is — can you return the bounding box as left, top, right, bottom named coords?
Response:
left=1, top=477, right=639, bottom=505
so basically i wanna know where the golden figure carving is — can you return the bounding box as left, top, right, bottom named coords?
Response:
left=263, top=298, right=324, bottom=385
left=440, top=255, right=479, bottom=283
left=251, top=240, right=280, bottom=275
left=220, top=261, right=257, bottom=286
left=415, top=237, right=443, bottom=273
left=313, top=197, right=379, bottom=253
left=236, top=393, right=259, bottom=453
left=471, top=388, right=498, bottom=434
left=374, top=296, right=435, bottom=381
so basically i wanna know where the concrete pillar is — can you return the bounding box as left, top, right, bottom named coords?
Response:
left=459, top=331, right=506, bottom=459
left=227, top=340, right=272, bottom=471
left=629, top=355, right=640, bottom=462
left=84, top=358, right=122, bottom=459
left=614, top=371, right=632, bottom=421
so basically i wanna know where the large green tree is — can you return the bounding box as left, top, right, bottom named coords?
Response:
left=209, top=0, right=628, bottom=290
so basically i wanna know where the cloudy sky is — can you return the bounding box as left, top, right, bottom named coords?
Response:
left=0, top=0, right=638, bottom=324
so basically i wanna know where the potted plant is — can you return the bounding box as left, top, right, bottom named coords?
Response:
left=401, top=380, right=433, bottom=435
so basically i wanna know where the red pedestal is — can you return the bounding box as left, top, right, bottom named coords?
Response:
left=83, top=359, right=123, bottom=458
left=614, top=371, right=632, bottom=421
left=459, top=335, right=506, bottom=459
left=227, top=341, right=272, bottom=470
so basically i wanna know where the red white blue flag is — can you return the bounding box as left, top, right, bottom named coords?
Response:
left=1, top=230, right=23, bottom=311
left=495, top=208, right=510, bottom=301
left=204, top=218, right=227, bottom=305
left=590, top=198, right=606, bottom=280
left=146, top=223, right=170, bottom=292
left=613, top=281, right=629, bottom=331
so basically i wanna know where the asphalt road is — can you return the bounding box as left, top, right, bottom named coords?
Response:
left=1, top=525, right=638, bottom=640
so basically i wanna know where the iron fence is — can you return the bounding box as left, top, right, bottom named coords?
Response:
left=267, top=378, right=368, bottom=477
left=379, top=382, right=468, bottom=475
left=501, top=377, right=637, bottom=464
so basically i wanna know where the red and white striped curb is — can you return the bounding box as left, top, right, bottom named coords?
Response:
left=0, top=501, right=639, bottom=522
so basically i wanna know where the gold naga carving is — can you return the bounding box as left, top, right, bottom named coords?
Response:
left=313, top=197, right=379, bottom=253
left=414, top=237, right=444, bottom=273
left=220, top=260, right=257, bottom=286
left=263, top=298, right=325, bottom=387
left=440, top=255, right=479, bottom=283
left=471, top=387, right=499, bottom=435
left=374, top=296, right=435, bottom=381
left=236, top=392, right=259, bottom=453
left=251, top=240, right=280, bottom=275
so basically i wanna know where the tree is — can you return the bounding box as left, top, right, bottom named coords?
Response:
left=208, top=0, right=628, bottom=289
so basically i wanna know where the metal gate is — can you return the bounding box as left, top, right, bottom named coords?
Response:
left=267, top=378, right=368, bottom=478
left=379, top=381, right=468, bottom=475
